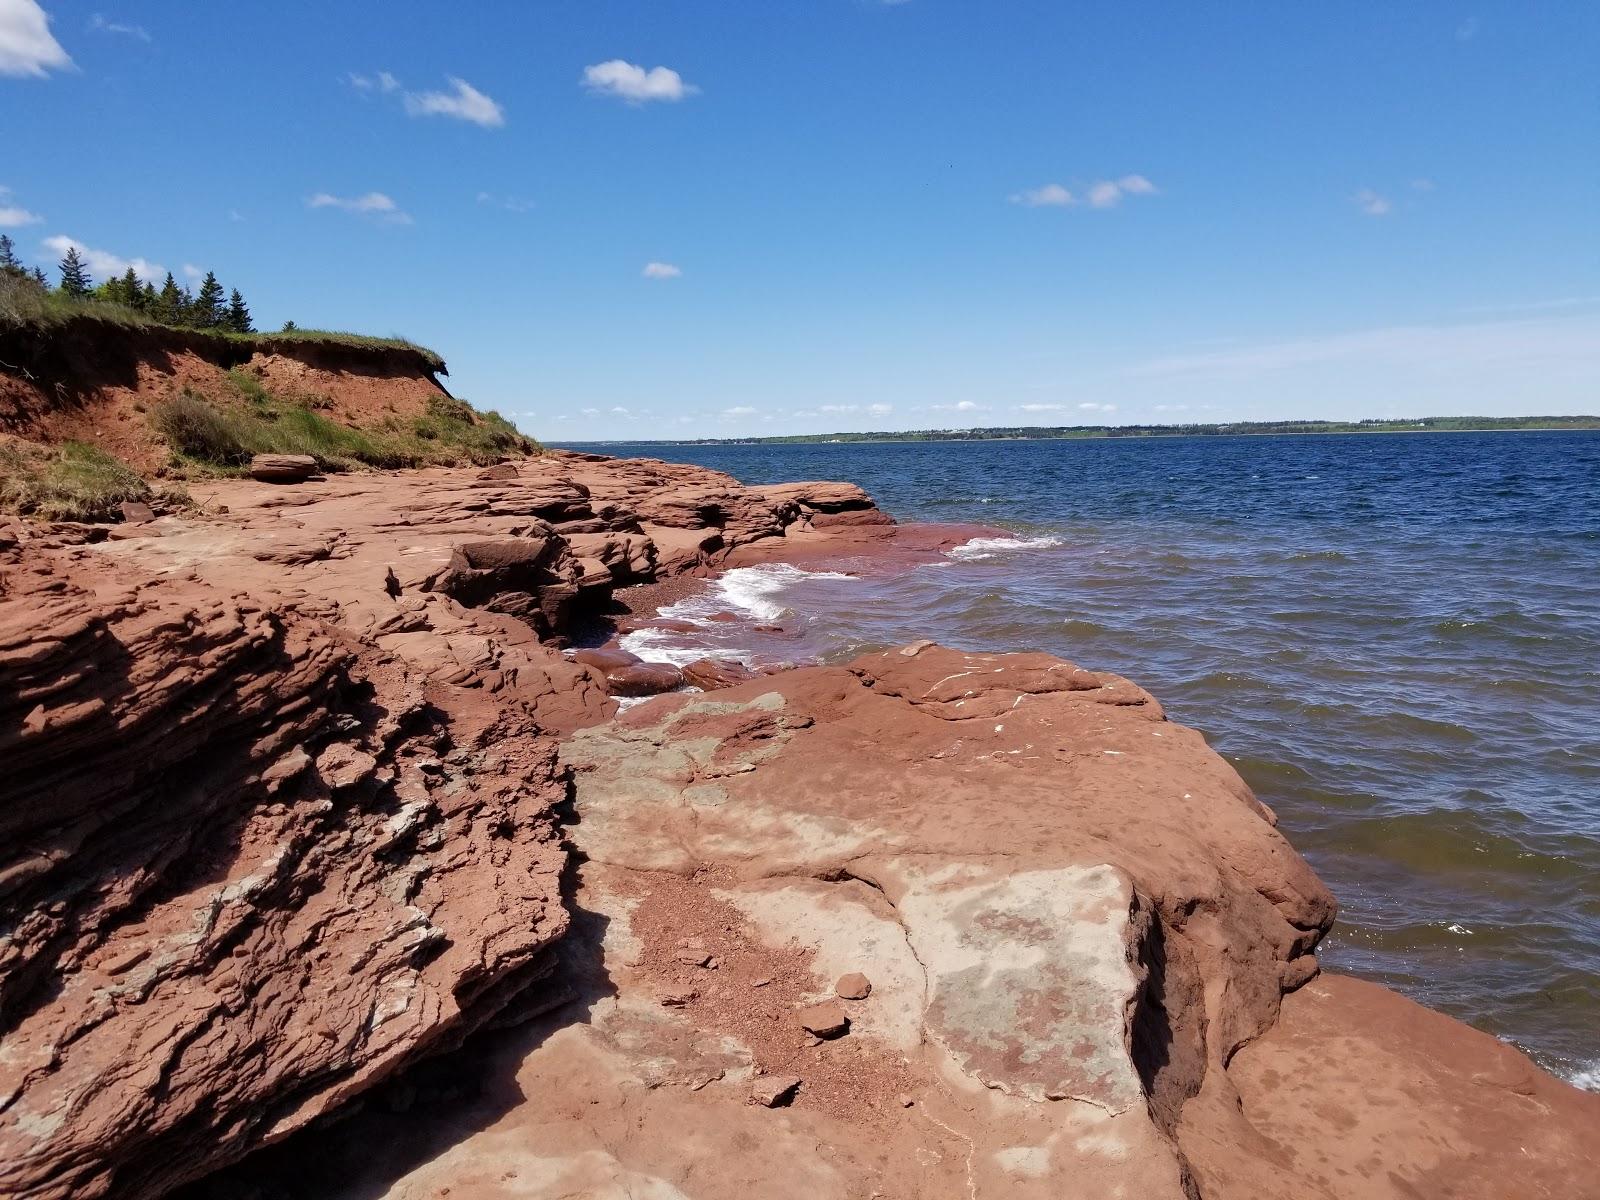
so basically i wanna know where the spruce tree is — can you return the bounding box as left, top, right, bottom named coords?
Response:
left=119, top=267, right=143, bottom=309
left=33, top=267, right=49, bottom=287
left=141, top=280, right=157, bottom=310
left=156, top=273, right=184, bottom=324
left=178, top=287, right=197, bottom=327
left=58, top=247, right=92, bottom=299
left=194, top=271, right=226, bottom=328
left=225, top=288, right=253, bottom=333
left=0, top=234, right=20, bottom=276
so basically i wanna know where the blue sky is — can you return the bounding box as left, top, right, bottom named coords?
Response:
left=3, top=2, right=1597, bottom=438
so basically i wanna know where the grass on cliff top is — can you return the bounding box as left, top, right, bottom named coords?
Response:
left=151, top=386, right=537, bottom=475
left=0, top=273, right=446, bottom=373
left=0, top=439, right=188, bottom=522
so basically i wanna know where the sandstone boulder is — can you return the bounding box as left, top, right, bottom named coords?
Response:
left=604, top=661, right=684, bottom=697
left=248, top=453, right=317, bottom=483
left=681, top=656, right=758, bottom=691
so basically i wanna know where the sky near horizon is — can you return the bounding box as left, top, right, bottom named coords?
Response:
left=3, top=1, right=1597, bottom=439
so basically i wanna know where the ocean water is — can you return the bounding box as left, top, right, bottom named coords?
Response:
left=562, top=433, right=1600, bottom=1087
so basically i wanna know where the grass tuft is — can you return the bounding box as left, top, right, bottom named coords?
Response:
left=0, top=439, right=181, bottom=522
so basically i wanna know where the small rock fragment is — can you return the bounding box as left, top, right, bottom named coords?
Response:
left=796, top=1001, right=849, bottom=1039
left=751, top=1075, right=801, bottom=1108
left=660, top=987, right=698, bottom=1008
left=835, top=972, right=872, bottom=1000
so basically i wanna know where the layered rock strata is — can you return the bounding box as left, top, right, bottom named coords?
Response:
left=0, top=454, right=913, bottom=1198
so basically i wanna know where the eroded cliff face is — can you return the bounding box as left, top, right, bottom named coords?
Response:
left=2, top=454, right=1596, bottom=1200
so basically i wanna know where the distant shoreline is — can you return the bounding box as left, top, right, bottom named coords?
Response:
left=556, top=415, right=1600, bottom=448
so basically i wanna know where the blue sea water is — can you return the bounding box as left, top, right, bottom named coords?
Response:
left=563, top=432, right=1600, bottom=1086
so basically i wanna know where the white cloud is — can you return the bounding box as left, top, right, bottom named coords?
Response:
left=476, top=191, right=534, bottom=213
left=0, top=0, right=72, bottom=77
left=1011, top=183, right=1074, bottom=208
left=182, top=263, right=202, bottom=281
left=642, top=261, right=681, bottom=279
left=1353, top=188, right=1391, bottom=216
left=1078, top=401, right=1118, bottom=413
left=610, top=406, right=630, bottom=415
left=1411, top=178, right=1436, bottom=192
left=583, top=59, right=697, bottom=103
left=1016, top=403, right=1067, bottom=413
left=581, top=407, right=600, bottom=415
left=1456, top=16, right=1479, bottom=40
left=404, top=77, right=505, bottom=127
left=820, top=404, right=858, bottom=413
left=307, top=191, right=412, bottom=224
left=723, top=405, right=757, bottom=416
left=0, top=204, right=42, bottom=227
left=227, top=208, right=245, bottom=222
left=377, top=71, right=398, bottom=92
left=88, top=13, right=149, bottom=42
left=932, top=400, right=986, bottom=412
left=42, top=234, right=162, bottom=283
left=1013, top=175, right=1157, bottom=210
left=867, top=403, right=893, bottom=414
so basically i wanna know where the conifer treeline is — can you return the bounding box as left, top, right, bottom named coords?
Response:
left=0, top=234, right=255, bottom=334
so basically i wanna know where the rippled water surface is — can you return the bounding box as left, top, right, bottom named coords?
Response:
left=565, top=433, right=1600, bottom=1085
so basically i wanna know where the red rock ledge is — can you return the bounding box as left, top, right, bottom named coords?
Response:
left=0, top=452, right=1593, bottom=1200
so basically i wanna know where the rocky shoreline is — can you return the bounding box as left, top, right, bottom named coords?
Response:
left=2, top=452, right=1595, bottom=1199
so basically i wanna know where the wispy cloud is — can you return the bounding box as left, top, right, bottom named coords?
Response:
left=404, top=77, right=505, bottom=127
left=42, top=234, right=162, bottom=282
left=1078, top=401, right=1117, bottom=413
left=1126, top=314, right=1600, bottom=381
left=1410, top=178, right=1436, bottom=192
left=868, top=403, right=893, bottom=415
left=0, top=0, right=72, bottom=77
left=642, top=261, right=682, bottom=279
left=307, top=191, right=413, bottom=224
left=932, top=400, right=986, bottom=412
left=476, top=191, right=535, bottom=213
left=1015, top=403, right=1067, bottom=413
left=1011, top=183, right=1074, bottom=208
left=723, top=405, right=757, bottom=416
left=88, top=13, right=149, bottom=42
left=1456, top=16, right=1479, bottom=41
left=181, top=263, right=202, bottom=281
left=0, top=186, right=42, bottom=227
left=1459, top=295, right=1600, bottom=316
left=583, top=59, right=697, bottom=103
left=348, top=70, right=399, bottom=93
left=1353, top=188, right=1391, bottom=217
left=1012, top=175, right=1157, bottom=209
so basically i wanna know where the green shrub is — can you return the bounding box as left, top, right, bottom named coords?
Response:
left=152, top=391, right=254, bottom=465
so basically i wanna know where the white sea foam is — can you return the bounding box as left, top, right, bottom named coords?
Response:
left=617, top=563, right=855, bottom=664
left=947, top=534, right=1065, bottom=562
left=657, top=563, right=855, bottom=625
left=1566, top=1060, right=1600, bottom=1093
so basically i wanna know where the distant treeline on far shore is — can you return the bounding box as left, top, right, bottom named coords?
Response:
left=641, top=415, right=1600, bottom=446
